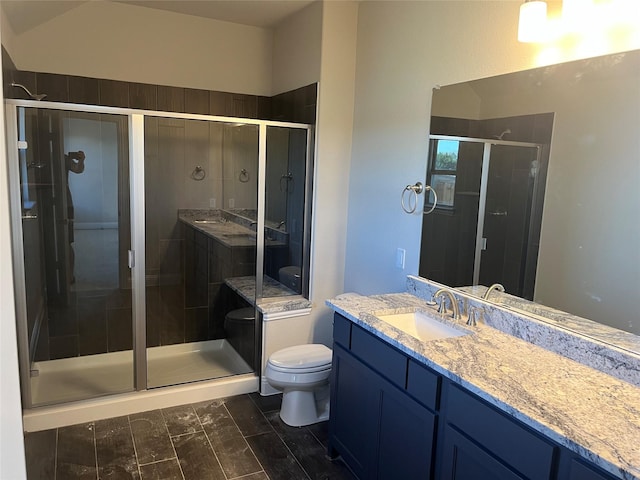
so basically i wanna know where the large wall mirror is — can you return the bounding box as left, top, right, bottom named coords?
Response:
left=420, top=49, right=640, bottom=346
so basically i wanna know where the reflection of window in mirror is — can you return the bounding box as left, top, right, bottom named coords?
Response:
left=427, top=139, right=459, bottom=208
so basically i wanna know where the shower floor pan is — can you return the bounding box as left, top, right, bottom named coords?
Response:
left=30, top=339, right=252, bottom=406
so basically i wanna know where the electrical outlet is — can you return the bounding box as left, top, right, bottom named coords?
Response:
left=228, top=198, right=235, bottom=208
left=396, top=248, right=406, bottom=269
left=209, top=198, right=216, bottom=208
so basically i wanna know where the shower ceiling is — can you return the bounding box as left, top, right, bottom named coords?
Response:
left=1, top=0, right=315, bottom=35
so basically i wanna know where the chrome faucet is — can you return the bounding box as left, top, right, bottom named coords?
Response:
left=277, top=221, right=286, bottom=230
left=433, top=288, right=461, bottom=320
left=482, top=283, right=505, bottom=300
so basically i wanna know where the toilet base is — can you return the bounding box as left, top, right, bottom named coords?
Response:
left=279, top=386, right=330, bottom=427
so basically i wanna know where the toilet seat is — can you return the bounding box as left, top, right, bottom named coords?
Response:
left=268, top=344, right=332, bottom=371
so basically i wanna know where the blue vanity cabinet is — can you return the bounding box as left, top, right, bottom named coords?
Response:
left=329, top=313, right=621, bottom=480
left=557, top=452, right=619, bottom=480
left=439, top=382, right=557, bottom=480
left=329, top=314, right=439, bottom=479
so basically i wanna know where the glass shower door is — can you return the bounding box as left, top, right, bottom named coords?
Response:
left=144, top=117, right=258, bottom=388
left=12, top=106, right=133, bottom=407
left=263, top=126, right=311, bottom=298
left=478, top=144, right=541, bottom=298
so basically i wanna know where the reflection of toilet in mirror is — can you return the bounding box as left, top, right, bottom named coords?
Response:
left=279, top=266, right=301, bottom=292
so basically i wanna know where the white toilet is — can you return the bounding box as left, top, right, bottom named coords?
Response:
left=265, top=344, right=333, bottom=427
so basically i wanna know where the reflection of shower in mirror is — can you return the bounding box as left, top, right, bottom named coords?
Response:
left=493, top=128, right=511, bottom=140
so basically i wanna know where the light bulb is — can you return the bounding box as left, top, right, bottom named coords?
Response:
left=518, top=1, right=548, bottom=43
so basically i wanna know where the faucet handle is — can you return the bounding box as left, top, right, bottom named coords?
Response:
left=435, top=294, right=447, bottom=315
left=467, top=306, right=481, bottom=326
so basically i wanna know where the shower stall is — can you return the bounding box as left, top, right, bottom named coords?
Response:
left=6, top=100, right=313, bottom=410
left=419, top=134, right=547, bottom=299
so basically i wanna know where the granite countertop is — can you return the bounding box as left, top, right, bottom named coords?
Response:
left=225, top=275, right=312, bottom=316
left=178, top=209, right=286, bottom=248
left=457, top=285, right=640, bottom=355
left=327, top=292, right=640, bottom=480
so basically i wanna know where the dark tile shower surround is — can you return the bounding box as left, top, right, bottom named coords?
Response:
left=2, top=48, right=318, bottom=124
left=4, top=47, right=318, bottom=362
left=24, top=393, right=355, bottom=480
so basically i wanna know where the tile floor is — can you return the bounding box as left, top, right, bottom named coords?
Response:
left=24, top=393, right=355, bottom=480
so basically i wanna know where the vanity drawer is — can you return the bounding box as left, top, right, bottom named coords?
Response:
left=406, top=360, right=439, bottom=411
left=350, top=324, right=407, bottom=389
left=333, top=314, right=352, bottom=348
left=446, top=383, right=555, bottom=480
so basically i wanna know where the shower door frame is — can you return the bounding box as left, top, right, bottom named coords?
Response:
left=6, top=99, right=314, bottom=409
left=427, top=134, right=544, bottom=288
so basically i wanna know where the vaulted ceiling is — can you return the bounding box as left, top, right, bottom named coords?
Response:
left=1, top=0, right=316, bottom=35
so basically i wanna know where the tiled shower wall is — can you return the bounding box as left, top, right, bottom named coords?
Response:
left=3, top=46, right=318, bottom=360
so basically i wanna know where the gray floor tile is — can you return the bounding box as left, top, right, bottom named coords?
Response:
left=306, top=421, right=330, bottom=449
left=248, top=392, right=282, bottom=413
left=162, top=405, right=202, bottom=436
left=246, top=431, right=309, bottom=480
left=224, top=395, right=272, bottom=437
left=237, top=473, right=269, bottom=480
left=24, top=429, right=56, bottom=480
left=172, top=431, right=225, bottom=480
left=56, top=422, right=98, bottom=479
left=95, top=415, right=140, bottom=479
left=25, top=393, right=348, bottom=480
left=139, top=459, right=183, bottom=480
left=130, top=409, right=175, bottom=464
left=267, top=412, right=354, bottom=480
left=194, top=399, right=262, bottom=478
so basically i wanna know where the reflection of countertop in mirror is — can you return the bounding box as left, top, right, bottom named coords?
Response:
left=327, top=291, right=640, bottom=480
left=225, top=275, right=312, bottom=315
left=178, top=209, right=286, bottom=248
left=458, top=285, right=640, bottom=355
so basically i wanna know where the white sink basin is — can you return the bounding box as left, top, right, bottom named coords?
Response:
left=376, top=311, right=469, bottom=342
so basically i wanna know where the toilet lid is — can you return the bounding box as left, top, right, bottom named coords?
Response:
left=269, top=344, right=332, bottom=370
left=226, top=307, right=255, bottom=322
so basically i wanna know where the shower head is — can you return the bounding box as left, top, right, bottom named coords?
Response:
left=494, top=128, right=511, bottom=140
left=11, top=82, right=47, bottom=101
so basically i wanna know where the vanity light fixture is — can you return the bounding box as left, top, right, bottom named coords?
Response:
left=518, top=0, right=548, bottom=43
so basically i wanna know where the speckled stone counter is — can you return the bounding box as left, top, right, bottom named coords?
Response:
left=225, top=275, right=312, bottom=317
left=408, top=277, right=640, bottom=388
left=179, top=209, right=311, bottom=317
left=458, top=285, right=640, bottom=355
left=326, top=292, right=640, bottom=480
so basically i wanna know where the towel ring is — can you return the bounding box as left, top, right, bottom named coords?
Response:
left=191, top=165, right=206, bottom=181
left=401, top=182, right=438, bottom=214
left=239, top=169, right=250, bottom=183
left=280, top=172, right=293, bottom=192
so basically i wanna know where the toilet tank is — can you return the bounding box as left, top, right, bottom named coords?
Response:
left=260, top=309, right=314, bottom=395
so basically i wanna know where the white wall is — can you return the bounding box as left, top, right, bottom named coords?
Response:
left=2, top=1, right=273, bottom=95
left=0, top=11, right=27, bottom=478
left=344, top=0, right=640, bottom=295
left=272, top=1, right=323, bottom=95
left=308, top=0, right=358, bottom=345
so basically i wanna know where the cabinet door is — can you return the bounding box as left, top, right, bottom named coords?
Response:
left=444, top=383, right=555, bottom=480
left=378, top=376, right=436, bottom=479
left=563, top=457, right=618, bottom=480
left=329, top=345, right=380, bottom=480
left=440, top=425, right=525, bottom=480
